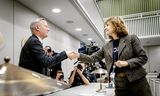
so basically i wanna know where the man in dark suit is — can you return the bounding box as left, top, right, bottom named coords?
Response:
left=19, top=18, right=75, bottom=74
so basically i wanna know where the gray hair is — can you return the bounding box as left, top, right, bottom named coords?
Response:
left=30, top=18, right=46, bottom=33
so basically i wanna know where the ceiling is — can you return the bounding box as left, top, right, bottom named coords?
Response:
left=96, top=0, right=160, bottom=18
left=16, top=0, right=105, bottom=47
left=17, top=0, right=160, bottom=47
left=97, top=0, right=160, bottom=46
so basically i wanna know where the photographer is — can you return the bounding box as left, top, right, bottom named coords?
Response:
left=44, top=46, right=54, bottom=56
left=55, top=70, right=66, bottom=82
left=68, top=62, right=90, bottom=87
left=44, top=46, right=62, bottom=78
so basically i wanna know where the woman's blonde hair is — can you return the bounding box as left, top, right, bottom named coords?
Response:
left=105, top=16, right=128, bottom=38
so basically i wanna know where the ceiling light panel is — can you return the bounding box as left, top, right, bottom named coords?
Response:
left=52, top=8, right=61, bottom=13
left=75, top=28, right=82, bottom=31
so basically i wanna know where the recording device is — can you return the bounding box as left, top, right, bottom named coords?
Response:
left=77, top=64, right=83, bottom=71
left=73, top=61, right=83, bottom=70
left=157, top=73, right=160, bottom=78
left=78, top=45, right=100, bottom=55
left=47, top=49, right=52, bottom=53
left=58, top=75, right=64, bottom=81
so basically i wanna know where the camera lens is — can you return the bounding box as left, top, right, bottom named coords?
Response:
left=47, top=49, right=51, bottom=52
left=77, top=64, right=82, bottom=70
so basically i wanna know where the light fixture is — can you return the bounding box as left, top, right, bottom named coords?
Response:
left=82, top=34, right=88, bottom=36
left=75, top=28, right=82, bottom=31
left=66, top=20, right=74, bottom=24
left=52, top=8, right=61, bottom=13
left=88, top=38, right=93, bottom=41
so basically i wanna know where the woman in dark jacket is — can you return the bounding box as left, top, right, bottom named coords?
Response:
left=75, top=16, right=152, bottom=96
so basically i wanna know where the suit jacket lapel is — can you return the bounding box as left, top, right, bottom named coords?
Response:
left=118, top=37, right=126, bottom=58
left=108, top=41, right=113, bottom=58
left=107, top=37, right=127, bottom=58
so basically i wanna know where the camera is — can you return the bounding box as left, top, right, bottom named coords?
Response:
left=78, top=45, right=100, bottom=55
left=58, top=75, right=64, bottom=80
left=47, top=49, right=52, bottom=52
left=77, top=64, right=83, bottom=70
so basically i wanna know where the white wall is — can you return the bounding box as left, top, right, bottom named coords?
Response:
left=0, top=0, right=14, bottom=63
left=144, top=46, right=160, bottom=73
left=0, top=0, right=80, bottom=81
left=14, top=1, right=39, bottom=65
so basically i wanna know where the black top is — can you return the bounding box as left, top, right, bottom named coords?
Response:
left=50, top=52, right=62, bottom=78
left=108, top=39, right=120, bottom=82
left=112, top=39, right=120, bottom=62
left=112, top=39, right=125, bottom=73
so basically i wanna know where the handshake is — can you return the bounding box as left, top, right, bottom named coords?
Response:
left=66, top=51, right=80, bottom=60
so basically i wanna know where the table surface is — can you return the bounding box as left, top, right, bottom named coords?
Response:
left=47, top=83, right=115, bottom=96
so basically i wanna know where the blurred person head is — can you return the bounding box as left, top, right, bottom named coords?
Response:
left=44, top=46, right=53, bottom=56
left=56, top=70, right=64, bottom=81
left=84, top=63, right=90, bottom=67
left=30, top=17, right=49, bottom=39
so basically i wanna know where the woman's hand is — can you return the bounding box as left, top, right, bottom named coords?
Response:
left=115, top=60, right=128, bottom=68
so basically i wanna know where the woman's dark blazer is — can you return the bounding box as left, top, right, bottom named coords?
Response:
left=79, top=35, right=148, bottom=82
left=19, top=34, right=67, bottom=74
